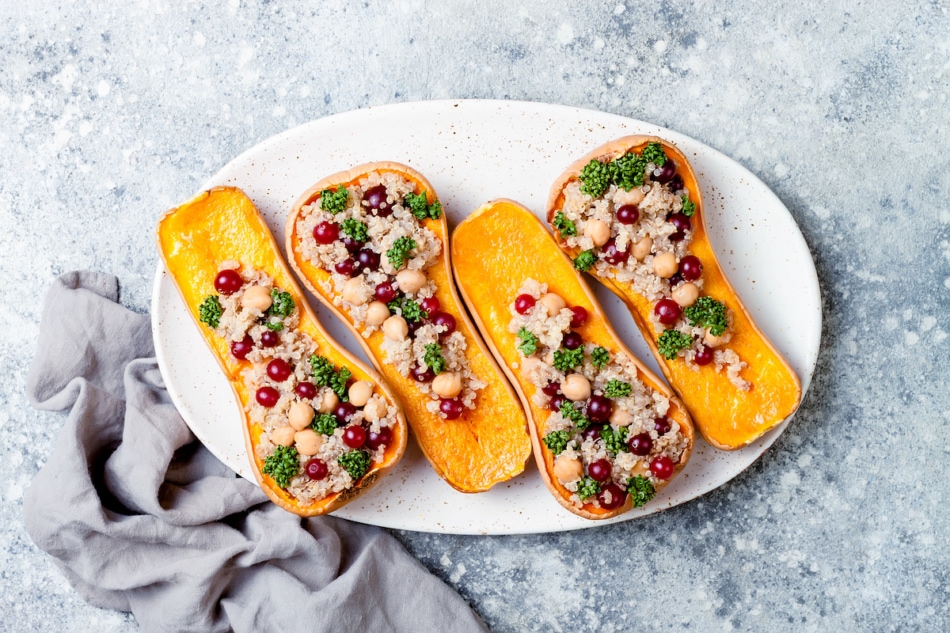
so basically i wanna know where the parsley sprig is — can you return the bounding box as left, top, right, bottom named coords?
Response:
left=627, top=475, right=656, bottom=508
left=604, top=379, right=632, bottom=399
left=559, top=400, right=590, bottom=431
left=340, top=218, right=368, bottom=243
left=320, top=187, right=349, bottom=214
left=386, top=236, right=416, bottom=270
left=387, top=296, right=427, bottom=323
left=573, top=250, right=597, bottom=272
left=552, top=212, right=577, bottom=238
left=657, top=330, right=693, bottom=360
left=198, top=295, right=222, bottom=329
left=404, top=191, right=443, bottom=220
left=309, top=355, right=352, bottom=400
left=338, top=450, right=371, bottom=481
left=553, top=347, right=585, bottom=372
left=517, top=327, right=538, bottom=356
left=262, top=445, right=299, bottom=488
left=311, top=413, right=337, bottom=436
left=600, top=426, right=629, bottom=456
left=543, top=430, right=571, bottom=455
left=576, top=476, right=601, bottom=501
left=423, top=343, right=447, bottom=375
left=684, top=297, right=728, bottom=337
left=591, top=347, right=610, bottom=369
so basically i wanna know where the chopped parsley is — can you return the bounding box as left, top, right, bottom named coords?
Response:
left=577, top=142, right=669, bottom=201
left=627, top=475, right=656, bottom=508
left=684, top=296, right=728, bottom=337
left=604, top=379, right=632, bottom=399
left=517, top=327, right=538, bottom=356
left=591, top=346, right=610, bottom=369
left=657, top=329, right=693, bottom=360
left=600, top=425, right=629, bottom=456
left=386, top=236, right=416, bottom=270
left=578, top=159, right=616, bottom=198
left=404, top=191, right=443, bottom=220
left=612, top=152, right=647, bottom=191
left=387, top=296, right=427, bottom=323
left=552, top=211, right=577, bottom=238
left=543, top=430, right=571, bottom=455
left=198, top=295, right=223, bottom=329
left=573, top=249, right=598, bottom=272
left=681, top=195, right=696, bottom=217
left=576, top=476, right=601, bottom=501
left=264, top=320, right=284, bottom=332
left=423, top=343, right=447, bottom=375
left=552, top=347, right=585, bottom=372
left=559, top=400, right=590, bottom=431
left=262, top=445, right=299, bottom=489
left=338, top=450, right=371, bottom=481
left=309, top=355, right=352, bottom=400
left=320, top=187, right=349, bottom=214
left=267, top=289, right=295, bottom=318
left=640, top=141, right=668, bottom=167
left=340, top=218, right=368, bottom=243
left=311, top=413, right=337, bottom=436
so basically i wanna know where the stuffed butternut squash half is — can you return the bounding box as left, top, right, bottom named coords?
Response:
left=286, top=163, right=531, bottom=493
left=453, top=200, right=694, bottom=519
left=157, top=186, right=407, bottom=516
left=547, top=136, right=801, bottom=450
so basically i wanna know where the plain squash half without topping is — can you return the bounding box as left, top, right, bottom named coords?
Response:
left=546, top=136, right=802, bottom=450
left=156, top=187, right=408, bottom=516
left=452, top=199, right=694, bottom=519
left=285, top=162, right=531, bottom=493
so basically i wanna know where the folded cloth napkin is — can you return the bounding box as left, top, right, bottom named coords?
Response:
left=23, top=271, right=488, bottom=633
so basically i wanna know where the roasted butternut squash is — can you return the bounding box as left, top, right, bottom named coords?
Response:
left=157, top=186, right=407, bottom=516
left=547, top=136, right=801, bottom=449
left=453, top=200, right=694, bottom=519
left=286, top=163, right=531, bottom=492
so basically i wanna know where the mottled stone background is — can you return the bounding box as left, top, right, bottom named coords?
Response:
left=2, top=1, right=947, bottom=631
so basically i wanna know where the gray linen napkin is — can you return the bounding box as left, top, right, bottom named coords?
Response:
left=23, top=271, right=488, bottom=633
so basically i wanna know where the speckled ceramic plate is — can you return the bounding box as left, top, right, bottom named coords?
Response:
left=151, top=100, right=821, bottom=535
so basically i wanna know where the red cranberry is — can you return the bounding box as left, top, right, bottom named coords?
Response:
left=668, top=174, right=685, bottom=192
left=313, top=221, right=339, bottom=245
left=694, top=345, right=714, bottom=366
left=514, top=294, right=536, bottom=315
left=407, top=319, right=424, bottom=338
left=667, top=272, right=684, bottom=288
left=602, top=239, right=629, bottom=266
left=305, top=458, right=328, bottom=480
left=628, top=432, right=653, bottom=456
left=334, top=402, right=357, bottom=423
left=440, top=398, right=464, bottom=420
left=586, top=395, right=612, bottom=422
left=542, top=382, right=560, bottom=396
left=420, top=297, right=440, bottom=315
left=295, top=382, right=317, bottom=399
left=342, top=236, right=362, bottom=253
left=367, top=427, right=393, bottom=450
left=582, top=424, right=605, bottom=442
left=334, top=258, right=357, bottom=277
left=411, top=365, right=435, bottom=383
left=343, top=425, right=367, bottom=448
left=214, top=269, right=243, bottom=295
left=670, top=231, right=685, bottom=243
left=680, top=255, right=702, bottom=281
left=669, top=213, right=691, bottom=234
left=266, top=358, right=293, bottom=382
left=357, top=249, right=380, bottom=271
left=650, top=455, right=675, bottom=479
left=431, top=312, right=456, bottom=336
left=655, top=161, right=676, bottom=183
left=570, top=306, right=589, bottom=328
left=598, top=483, right=627, bottom=510
left=654, top=299, right=682, bottom=325
left=230, top=336, right=253, bottom=360
left=654, top=417, right=672, bottom=435
left=588, top=458, right=612, bottom=482
left=256, top=386, right=279, bottom=408
left=374, top=281, right=398, bottom=303
left=562, top=331, right=583, bottom=350
left=616, top=204, right=640, bottom=225
left=549, top=394, right=567, bottom=411
left=363, top=184, right=390, bottom=215
left=260, top=330, right=280, bottom=347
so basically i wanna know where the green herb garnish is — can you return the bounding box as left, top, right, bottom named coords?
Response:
left=591, top=346, right=610, bottom=369
left=553, top=347, right=585, bottom=372
left=612, top=152, right=647, bottom=191
left=559, top=400, right=590, bottom=431
left=264, top=320, right=284, bottom=332
left=340, top=218, right=369, bottom=243
left=576, top=476, right=601, bottom=501
left=262, top=445, right=299, bottom=488
left=423, top=343, right=447, bottom=375
left=387, top=296, right=427, bottom=323
left=517, top=327, right=538, bottom=356
left=640, top=141, right=668, bottom=167
left=311, top=413, right=337, bottom=436
left=681, top=195, right=696, bottom=217
left=627, top=475, right=656, bottom=508
left=404, top=191, right=443, bottom=220
left=338, top=450, right=371, bottom=481
left=386, top=236, right=416, bottom=270
left=267, top=289, right=295, bottom=318
left=198, top=295, right=223, bottom=329
left=684, top=296, right=728, bottom=337
left=309, top=355, right=352, bottom=400
left=600, top=425, right=629, bottom=456
left=604, top=379, right=632, bottom=399
left=578, top=159, right=616, bottom=198
left=552, top=211, right=577, bottom=238
left=543, top=430, right=571, bottom=455
left=573, top=249, right=598, bottom=272
left=320, top=187, right=349, bottom=214
left=657, top=329, right=693, bottom=360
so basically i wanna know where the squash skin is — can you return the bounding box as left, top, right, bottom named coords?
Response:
left=156, top=186, right=408, bottom=516
left=286, top=163, right=531, bottom=493
left=547, top=136, right=802, bottom=450
left=452, top=199, right=695, bottom=519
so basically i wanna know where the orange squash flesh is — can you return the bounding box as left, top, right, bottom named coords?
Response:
left=548, top=136, right=801, bottom=450
left=157, top=186, right=408, bottom=516
left=286, top=163, right=531, bottom=493
left=452, top=200, right=695, bottom=519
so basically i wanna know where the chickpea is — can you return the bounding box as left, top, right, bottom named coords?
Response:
left=363, top=397, right=387, bottom=422
left=365, top=301, right=391, bottom=327
left=270, top=425, right=296, bottom=447
left=704, top=328, right=727, bottom=348
left=632, top=237, right=653, bottom=262
left=294, top=429, right=323, bottom=456
left=539, top=292, right=567, bottom=317
left=288, top=401, right=315, bottom=431
left=432, top=372, right=463, bottom=399
left=653, top=251, right=678, bottom=278
left=396, top=269, right=427, bottom=294
left=615, top=186, right=646, bottom=206
left=553, top=455, right=584, bottom=484
left=342, top=277, right=367, bottom=305
left=520, top=357, right=543, bottom=379
left=609, top=407, right=634, bottom=427
left=585, top=219, right=611, bottom=247
left=348, top=380, right=374, bottom=407
left=242, top=285, right=273, bottom=312
left=317, top=390, right=339, bottom=414
left=560, top=373, right=591, bottom=402
left=382, top=315, right=409, bottom=341
left=672, top=282, right=699, bottom=307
